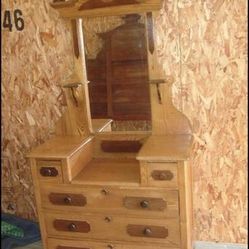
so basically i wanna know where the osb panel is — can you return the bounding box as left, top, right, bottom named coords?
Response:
left=2, top=0, right=75, bottom=219
left=156, top=0, right=247, bottom=243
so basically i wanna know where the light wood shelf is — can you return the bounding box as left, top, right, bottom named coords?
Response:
left=72, top=158, right=140, bottom=186
left=137, top=135, right=193, bottom=161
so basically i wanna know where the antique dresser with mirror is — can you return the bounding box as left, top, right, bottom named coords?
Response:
left=27, top=1, right=193, bottom=249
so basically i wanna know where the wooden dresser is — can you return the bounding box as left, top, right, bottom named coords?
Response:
left=28, top=132, right=193, bottom=249
left=28, top=1, right=193, bottom=249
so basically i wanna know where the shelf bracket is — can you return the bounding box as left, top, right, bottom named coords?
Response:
left=62, top=82, right=81, bottom=107
left=149, top=79, right=166, bottom=104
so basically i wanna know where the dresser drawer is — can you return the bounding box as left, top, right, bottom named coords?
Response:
left=45, top=212, right=180, bottom=246
left=48, top=238, right=179, bottom=249
left=146, top=162, right=178, bottom=188
left=41, top=184, right=179, bottom=218
left=37, top=160, right=63, bottom=183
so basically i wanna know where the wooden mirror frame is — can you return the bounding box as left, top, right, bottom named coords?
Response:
left=51, top=0, right=192, bottom=137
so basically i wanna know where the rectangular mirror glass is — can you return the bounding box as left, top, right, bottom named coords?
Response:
left=83, top=14, right=151, bottom=131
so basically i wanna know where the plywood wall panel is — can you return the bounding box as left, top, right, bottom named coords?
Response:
left=155, top=0, right=247, bottom=244
left=2, top=0, right=75, bottom=219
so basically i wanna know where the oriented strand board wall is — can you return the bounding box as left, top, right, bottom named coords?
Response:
left=1, top=0, right=74, bottom=219
left=155, top=0, right=247, bottom=243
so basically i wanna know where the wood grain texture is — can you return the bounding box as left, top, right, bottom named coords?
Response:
left=47, top=238, right=177, bottom=249
left=57, top=247, right=88, bottom=249
left=72, top=158, right=140, bottom=186
left=78, top=0, right=140, bottom=11
left=177, top=161, right=193, bottom=249
left=30, top=159, right=49, bottom=248
left=2, top=0, right=247, bottom=245
left=123, top=197, right=167, bottom=211
left=137, top=135, right=193, bottom=161
left=53, top=219, right=91, bottom=233
left=57, top=19, right=92, bottom=136
left=41, top=184, right=179, bottom=218
left=139, top=161, right=179, bottom=189
left=27, top=136, right=93, bottom=159
left=49, top=193, right=87, bottom=207
left=36, top=160, right=63, bottom=184
left=50, top=0, right=77, bottom=9
left=50, top=0, right=162, bottom=18
left=1, top=0, right=75, bottom=219
left=155, top=0, right=247, bottom=243
left=45, top=212, right=180, bottom=246
left=71, top=20, right=80, bottom=58
left=127, top=224, right=168, bottom=238
left=65, top=137, right=93, bottom=181
left=145, top=13, right=192, bottom=135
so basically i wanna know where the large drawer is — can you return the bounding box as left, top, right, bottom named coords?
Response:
left=45, top=212, right=180, bottom=247
left=48, top=238, right=179, bottom=249
left=40, top=184, right=179, bottom=218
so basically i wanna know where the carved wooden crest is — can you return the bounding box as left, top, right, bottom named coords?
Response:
left=50, top=0, right=162, bottom=18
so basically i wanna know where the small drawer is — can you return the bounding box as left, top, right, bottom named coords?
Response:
left=47, top=238, right=177, bottom=249
left=41, top=184, right=179, bottom=218
left=45, top=212, right=180, bottom=246
left=147, top=162, right=178, bottom=188
left=37, top=160, right=63, bottom=183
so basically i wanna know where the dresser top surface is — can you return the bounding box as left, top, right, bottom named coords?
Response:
left=137, top=135, right=193, bottom=161
left=27, top=136, right=93, bottom=159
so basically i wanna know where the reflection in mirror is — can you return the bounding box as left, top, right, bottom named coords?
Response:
left=83, top=14, right=151, bottom=131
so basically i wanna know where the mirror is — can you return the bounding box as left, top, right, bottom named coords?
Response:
left=83, top=14, right=152, bottom=131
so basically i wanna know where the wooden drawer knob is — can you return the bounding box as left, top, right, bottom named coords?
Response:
left=49, top=193, right=86, bottom=206
left=64, top=196, right=72, bottom=204
left=44, top=168, right=52, bottom=176
left=104, top=217, right=112, bottom=223
left=143, top=227, right=152, bottom=236
left=101, top=189, right=108, bottom=195
left=151, top=170, right=174, bottom=181
left=107, top=245, right=114, bottom=249
left=127, top=224, right=168, bottom=238
left=68, top=223, right=77, bottom=231
left=124, top=197, right=166, bottom=211
left=40, top=167, right=58, bottom=177
left=54, top=219, right=90, bottom=233
left=159, top=172, right=168, bottom=180
left=140, top=200, right=149, bottom=209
